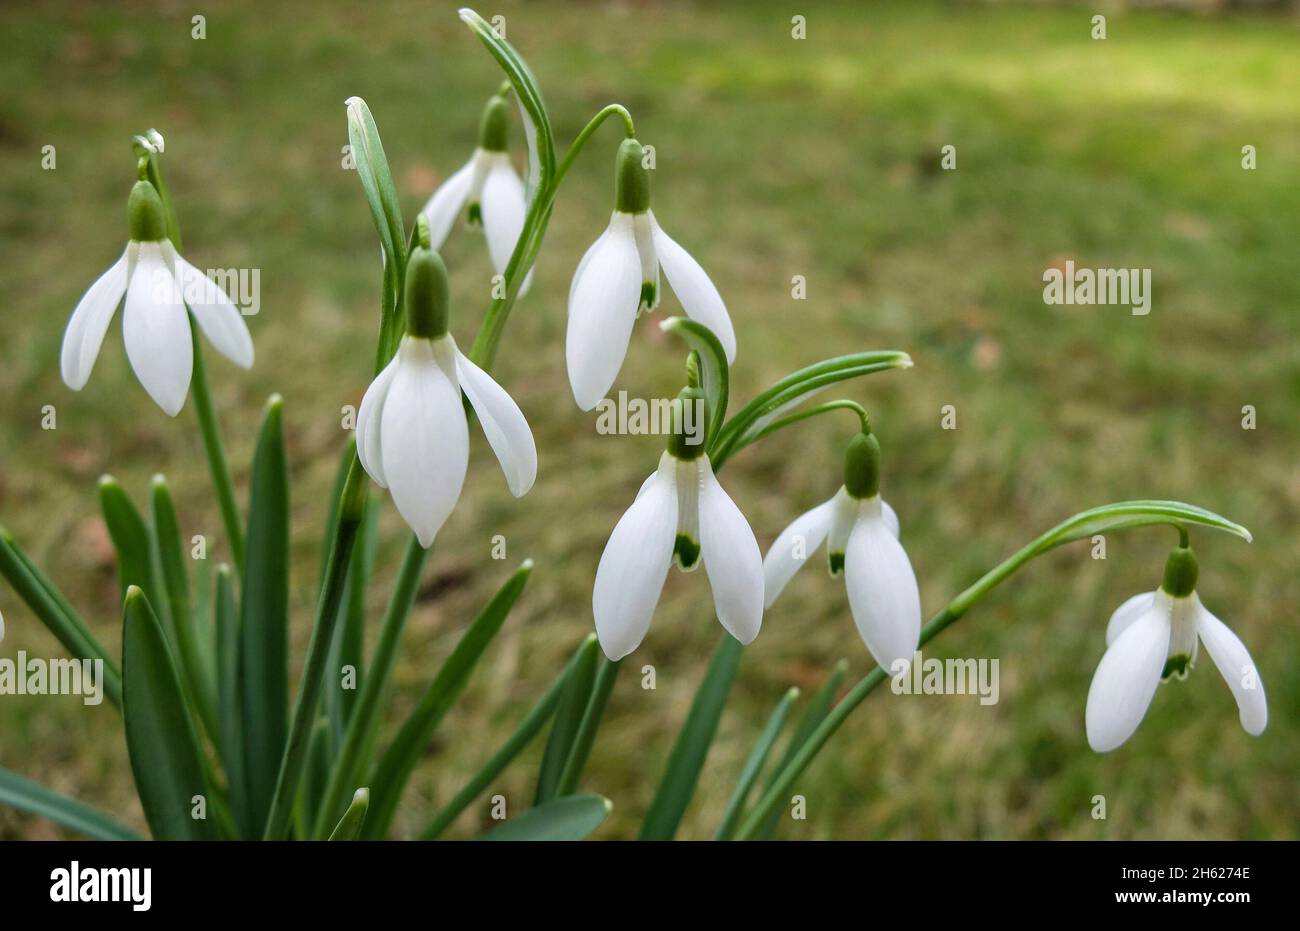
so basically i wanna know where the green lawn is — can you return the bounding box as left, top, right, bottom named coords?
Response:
left=0, top=0, right=1296, bottom=839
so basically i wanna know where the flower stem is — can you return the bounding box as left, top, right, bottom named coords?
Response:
left=190, top=329, right=245, bottom=567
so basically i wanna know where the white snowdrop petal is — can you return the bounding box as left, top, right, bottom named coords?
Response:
left=1085, top=606, right=1170, bottom=752
left=1196, top=603, right=1267, bottom=736
left=699, top=462, right=765, bottom=644
left=455, top=348, right=537, bottom=497
left=172, top=250, right=254, bottom=368
left=649, top=212, right=735, bottom=362
left=61, top=247, right=129, bottom=390
left=762, top=495, right=837, bottom=608
left=355, top=353, right=401, bottom=488
left=122, top=243, right=193, bottom=417
left=379, top=340, right=469, bottom=548
left=481, top=156, right=530, bottom=297
left=881, top=499, right=900, bottom=539
left=844, top=515, right=922, bottom=671
left=593, top=457, right=678, bottom=660
left=421, top=158, right=476, bottom=250
left=1105, top=591, right=1157, bottom=647
left=566, top=213, right=642, bottom=410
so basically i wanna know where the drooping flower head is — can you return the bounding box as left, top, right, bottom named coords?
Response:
left=356, top=221, right=536, bottom=547
left=61, top=178, right=254, bottom=416
left=567, top=138, right=736, bottom=411
left=593, top=384, right=763, bottom=659
left=420, top=91, right=532, bottom=297
left=1086, top=543, right=1267, bottom=752
left=763, top=428, right=922, bottom=671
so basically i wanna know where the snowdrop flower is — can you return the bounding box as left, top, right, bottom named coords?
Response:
left=567, top=138, right=736, bottom=411
left=420, top=93, right=532, bottom=297
left=763, top=430, right=921, bottom=671
left=1085, top=544, right=1267, bottom=752
left=356, top=233, right=536, bottom=548
left=60, top=180, right=254, bottom=416
left=593, top=386, right=763, bottom=659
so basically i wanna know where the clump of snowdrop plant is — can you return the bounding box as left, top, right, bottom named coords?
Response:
left=0, top=9, right=1266, bottom=844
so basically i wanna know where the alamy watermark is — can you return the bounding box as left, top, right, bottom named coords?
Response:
left=594, top=391, right=705, bottom=445
left=151, top=265, right=261, bottom=316
left=0, top=653, right=104, bottom=705
left=1043, top=260, right=1151, bottom=315
left=890, top=650, right=1000, bottom=705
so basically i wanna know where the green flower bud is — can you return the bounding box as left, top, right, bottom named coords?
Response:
left=1160, top=545, right=1199, bottom=598
left=615, top=137, right=650, bottom=214
left=666, top=385, right=707, bottom=460
left=127, top=180, right=168, bottom=243
left=404, top=245, right=450, bottom=339
left=843, top=431, right=881, bottom=499
left=478, top=95, right=510, bottom=153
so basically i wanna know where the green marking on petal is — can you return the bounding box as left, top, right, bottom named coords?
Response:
left=673, top=533, right=701, bottom=572
left=1161, top=653, right=1193, bottom=682
left=828, top=552, right=844, bottom=576
left=639, top=281, right=657, bottom=311
left=467, top=202, right=482, bottom=226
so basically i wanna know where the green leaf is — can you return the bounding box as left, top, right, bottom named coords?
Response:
left=98, top=476, right=159, bottom=610
left=0, top=530, right=121, bottom=707
left=752, top=660, right=847, bottom=840
left=363, top=560, right=534, bottom=838
left=213, top=563, right=247, bottom=836
left=458, top=9, right=556, bottom=188
left=534, top=634, right=600, bottom=805
left=555, top=657, right=621, bottom=797
left=344, top=98, right=406, bottom=364
left=715, top=686, right=800, bottom=840
left=661, top=316, right=730, bottom=450
left=327, top=493, right=376, bottom=746
left=419, top=635, right=593, bottom=840
left=328, top=788, right=370, bottom=841
left=239, top=395, right=291, bottom=834
left=0, top=767, right=141, bottom=841
left=639, top=634, right=744, bottom=840
left=480, top=794, right=610, bottom=841
left=1048, top=500, right=1252, bottom=546
left=713, top=351, right=912, bottom=466
left=150, top=475, right=218, bottom=742
left=121, top=587, right=216, bottom=840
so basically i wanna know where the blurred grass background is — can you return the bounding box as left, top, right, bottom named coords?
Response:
left=0, top=0, right=1296, bottom=840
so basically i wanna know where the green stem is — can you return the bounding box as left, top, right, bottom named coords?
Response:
left=262, top=462, right=367, bottom=839
left=311, top=535, right=430, bottom=838
left=418, top=636, right=593, bottom=840
left=746, top=399, right=871, bottom=446
left=555, top=657, right=622, bottom=796
left=468, top=103, right=635, bottom=369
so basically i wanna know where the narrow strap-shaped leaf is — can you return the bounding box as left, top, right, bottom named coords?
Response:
left=262, top=460, right=366, bottom=840
left=312, top=535, right=430, bottom=839
left=98, top=476, right=160, bottom=611
left=328, top=788, right=370, bottom=841
left=420, top=635, right=593, bottom=840
left=555, top=657, right=621, bottom=797
left=751, top=660, right=847, bottom=840
left=121, top=587, right=216, bottom=840
left=534, top=635, right=600, bottom=805
left=715, top=686, right=800, bottom=840
left=661, top=316, right=729, bottom=450
left=639, top=634, right=744, bottom=840
left=0, top=766, right=141, bottom=841
left=213, top=563, right=248, bottom=837
left=326, top=494, right=376, bottom=749
left=0, top=531, right=121, bottom=707
left=363, top=560, right=534, bottom=839
left=239, top=395, right=291, bottom=834
left=480, top=794, right=610, bottom=842
left=458, top=9, right=556, bottom=186
left=150, top=475, right=218, bottom=743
